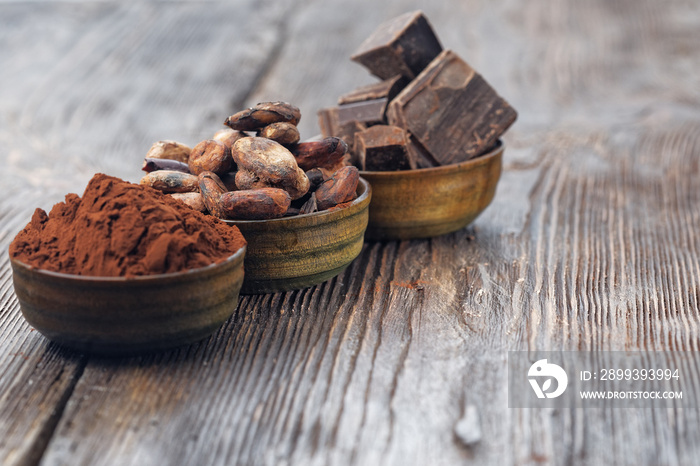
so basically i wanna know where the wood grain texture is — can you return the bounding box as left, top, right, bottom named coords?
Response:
left=0, top=0, right=699, bottom=465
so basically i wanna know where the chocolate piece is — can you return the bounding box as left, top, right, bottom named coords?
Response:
left=351, top=11, right=443, bottom=80
left=317, top=107, right=338, bottom=139
left=318, top=98, right=388, bottom=135
left=337, top=98, right=388, bottom=126
left=387, top=49, right=517, bottom=165
left=337, top=120, right=367, bottom=167
left=317, top=110, right=367, bottom=168
left=354, top=125, right=413, bottom=171
left=338, top=75, right=409, bottom=105
left=407, top=136, right=439, bottom=169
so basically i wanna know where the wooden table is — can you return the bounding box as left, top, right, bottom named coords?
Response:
left=1, top=1, right=699, bottom=465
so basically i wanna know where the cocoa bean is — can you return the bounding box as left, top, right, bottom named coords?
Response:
left=257, top=122, right=301, bottom=145
left=140, top=170, right=199, bottom=193
left=315, top=166, right=359, bottom=210
left=198, top=171, right=228, bottom=218
left=232, top=137, right=309, bottom=200
left=299, top=193, right=318, bottom=215
left=305, top=168, right=326, bottom=191
left=218, top=172, right=238, bottom=191
left=291, top=137, right=348, bottom=172
left=145, top=140, right=192, bottom=163
left=142, top=157, right=191, bottom=174
left=219, top=188, right=291, bottom=220
left=170, top=192, right=206, bottom=212
left=189, top=139, right=234, bottom=176
left=213, top=128, right=246, bottom=149
left=224, top=102, right=301, bottom=131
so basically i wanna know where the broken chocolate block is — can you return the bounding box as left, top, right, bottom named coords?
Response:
left=317, top=111, right=367, bottom=167
left=355, top=125, right=413, bottom=171
left=338, top=75, right=409, bottom=105
left=318, top=98, right=387, bottom=136
left=337, top=98, right=388, bottom=126
left=351, top=11, right=443, bottom=80
left=387, top=49, right=517, bottom=165
left=407, top=136, right=439, bottom=169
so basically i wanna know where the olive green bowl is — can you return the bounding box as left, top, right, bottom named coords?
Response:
left=360, top=141, right=503, bottom=240
left=224, top=178, right=371, bottom=294
left=10, top=247, right=245, bottom=356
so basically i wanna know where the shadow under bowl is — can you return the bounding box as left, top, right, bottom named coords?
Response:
left=360, top=141, right=504, bottom=240
left=224, top=178, right=371, bottom=295
left=10, top=247, right=246, bottom=356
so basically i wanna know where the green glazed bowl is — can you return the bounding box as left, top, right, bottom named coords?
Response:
left=360, top=141, right=503, bottom=240
left=10, top=247, right=245, bottom=356
left=225, top=178, right=371, bottom=294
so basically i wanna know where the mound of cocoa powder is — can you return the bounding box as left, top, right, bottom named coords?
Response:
left=9, top=173, right=246, bottom=277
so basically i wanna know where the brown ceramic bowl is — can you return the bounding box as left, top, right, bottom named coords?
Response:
left=10, top=247, right=245, bottom=356
left=360, top=141, right=503, bottom=240
left=224, top=178, right=371, bottom=294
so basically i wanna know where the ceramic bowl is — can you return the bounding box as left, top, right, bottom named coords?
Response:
left=360, top=141, right=503, bottom=240
left=224, top=178, right=371, bottom=294
left=10, top=247, right=245, bottom=356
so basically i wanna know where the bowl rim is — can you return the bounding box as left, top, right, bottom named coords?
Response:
left=359, top=139, right=503, bottom=177
left=223, top=176, right=371, bottom=226
left=9, top=245, right=246, bottom=282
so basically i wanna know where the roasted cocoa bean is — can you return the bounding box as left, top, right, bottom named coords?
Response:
left=219, top=188, right=291, bottom=220
left=218, top=171, right=238, bottom=191
left=315, top=166, right=359, bottom=210
left=213, top=128, right=247, bottom=149
left=198, top=171, right=228, bottom=218
left=299, top=193, right=318, bottom=215
left=232, top=137, right=309, bottom=200
left=305, top=168, right=326, bottom=191
left=145, top=140, right=192, bottom=163
left=291, top=137, right=348, bottom=172
left=170, top=192, right=206, bottom=212
left=257, top=122, right=301, bottom=145
left=140, top=170, right=199, bottom=193
left=224, top=102, right=301, bottom=131
left=189, top=139, right=234, bottom=176
left=142, top=157, right=191, bottom=174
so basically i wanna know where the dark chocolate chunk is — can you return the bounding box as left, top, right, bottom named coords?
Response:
left=318, top=98, right=387, bottom=133
left=354, top=125, right=413, bottom=171
left=387, top=49, right=517, bottom=165
left=317, top=110, right=367, bottom=168
left=351, top=11, right=443, bottom=80
left=407, top=136, right=440, bottom=169
left=337, top=75, right=409, bottom=105
left=317, top=107, right=339, bottom=139
left=336, top=98, right=388, bottom=126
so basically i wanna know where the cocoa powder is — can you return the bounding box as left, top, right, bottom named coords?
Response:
left=9, top=173, right=246, bottom=277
